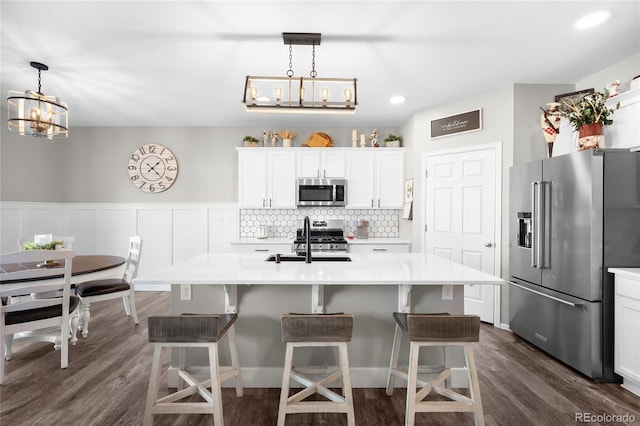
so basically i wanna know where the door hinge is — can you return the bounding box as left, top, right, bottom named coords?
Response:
left=424, top=225, right=428, bottom=232
left=425, top=169, right=428, bottom=178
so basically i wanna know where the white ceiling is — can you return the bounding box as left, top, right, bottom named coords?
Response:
left=1, top=1, right=639, bottom=129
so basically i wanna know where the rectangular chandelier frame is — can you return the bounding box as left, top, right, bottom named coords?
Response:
left=242, top=75, right=358, bottom=115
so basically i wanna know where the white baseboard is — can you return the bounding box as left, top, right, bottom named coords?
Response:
left=498, top=322, right=511, bottom=331
left=167, top=366, right=470, bottom=388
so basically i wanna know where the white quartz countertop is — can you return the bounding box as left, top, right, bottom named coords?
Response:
left=608, top=268, right=640, bottom=279
left=229, top=238, right=293, bottom=245
left=134, top=252, right=504, bottom=286
left=347, top=238, right=412, bottom=245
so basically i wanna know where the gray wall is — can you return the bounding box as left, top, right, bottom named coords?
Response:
left=1, top=120, right=397, bottom=202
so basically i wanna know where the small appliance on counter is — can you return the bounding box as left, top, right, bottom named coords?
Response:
left=356, top=220, right=369, bottom=239
left=256, top=224, right=269, bottom=239
left=293, top=220, right=348, bottom=254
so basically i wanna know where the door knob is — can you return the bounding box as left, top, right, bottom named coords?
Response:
left=484, top=242, right=493, bottom=247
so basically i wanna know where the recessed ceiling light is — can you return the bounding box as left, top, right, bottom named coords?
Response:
left=390, top=95, right=406, bottom=104
left=575, top=11, right=610, bottom=30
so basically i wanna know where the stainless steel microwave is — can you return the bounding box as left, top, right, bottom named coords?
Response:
left=296, top=178, right=347, bottom=207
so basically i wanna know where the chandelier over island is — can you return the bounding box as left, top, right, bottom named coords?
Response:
left=242, top=33, right=358, bottom=115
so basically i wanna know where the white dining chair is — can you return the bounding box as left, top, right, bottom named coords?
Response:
left=0, top=249, right=78, bottom=384
left=76, top=236, right=142, bottom=338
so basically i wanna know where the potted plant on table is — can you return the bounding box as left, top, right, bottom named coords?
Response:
left=561, top=91, right=619, bottom=150
left=383, top=134, right=402, bottom=147
left=243, top=135, right=260, bottom=147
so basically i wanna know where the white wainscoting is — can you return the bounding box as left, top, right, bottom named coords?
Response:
left=0, top=202, right=239, bottom=290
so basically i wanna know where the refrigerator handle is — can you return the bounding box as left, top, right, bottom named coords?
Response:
left=538, top=181, right=546, bottom=269
left=509, top=281, right=581, bottom=308
left=531, top=182, right=538, bottom=268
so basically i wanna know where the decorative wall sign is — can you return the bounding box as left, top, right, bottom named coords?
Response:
left=554, top=88, right=595, bottom=113
left=430, top=108, right=482, bottom=139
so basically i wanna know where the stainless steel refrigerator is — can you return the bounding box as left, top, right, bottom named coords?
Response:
left=509, top=149, right=640, bottom=381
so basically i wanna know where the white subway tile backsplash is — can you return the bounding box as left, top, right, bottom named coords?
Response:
left=239, top=208, right=400, bottom=239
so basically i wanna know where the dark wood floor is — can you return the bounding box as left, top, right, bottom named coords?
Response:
left=1, top=291, right=639, bottom=425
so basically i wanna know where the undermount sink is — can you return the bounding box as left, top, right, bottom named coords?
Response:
left=265, top=254, right=352, bottom=262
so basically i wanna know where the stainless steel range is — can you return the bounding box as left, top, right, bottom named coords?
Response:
left=293, top=220, right=348, bottom=254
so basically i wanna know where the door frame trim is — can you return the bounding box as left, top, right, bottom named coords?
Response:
left=421, top=141, right=502, bottom=325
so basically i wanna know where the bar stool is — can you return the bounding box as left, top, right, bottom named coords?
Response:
left=143, top=314, right=243, bottom=426
left=386, top=313, right=484, bottom=426
left=278, top=313, right=355, bottom=426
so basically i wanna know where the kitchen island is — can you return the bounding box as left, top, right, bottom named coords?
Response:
left=133, top=252, right=504, bottom=387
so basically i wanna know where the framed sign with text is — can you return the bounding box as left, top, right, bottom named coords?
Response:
left=430, top=108, right=482, bottom=139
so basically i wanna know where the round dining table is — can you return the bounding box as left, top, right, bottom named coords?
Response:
left=0, top=255, right=126, bottom=290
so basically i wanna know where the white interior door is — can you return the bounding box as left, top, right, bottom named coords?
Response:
left=424, top=145, right=500, bottom=323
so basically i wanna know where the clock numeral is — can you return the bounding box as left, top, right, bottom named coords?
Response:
left=128, top=165, right=137, bottom=171
left=166, top=156, right=174, bottom=162
left=165, top=176, right=174, bottom=182
left=149, top=184, right=156, bottom=192
left=130, top=174, right=140, bottom=181
left=159, top=147, right=165, bottom=155
left=139, top=181, right=146, bottom=189
left=130, top=154, right=140, bottom=162
left=167, top=166, right=177, bottom=172
left=158, top=182, right=166, bottom=191
left=138, top=146, right=146, bottom=155
left=148, top=145, right=157, bottom=153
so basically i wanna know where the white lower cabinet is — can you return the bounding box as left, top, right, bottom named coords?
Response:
left=610, top=268, right=640, bottom=397
left=348, top=241, right=411, bottom=253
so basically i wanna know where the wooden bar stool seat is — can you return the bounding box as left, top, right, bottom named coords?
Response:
left=386, top=312, right=484, bottom=426
left=143, top=314, right=243, bottom=426
left=278, top=313, right=355, bottom=426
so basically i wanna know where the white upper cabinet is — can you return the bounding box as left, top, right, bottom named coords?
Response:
left=346, top=149, right=404, bottom=209
left=238, top=149, right=296, bottom=208
left=296, top=150, right=346, bottom=178
left=376, top=150, right=405, bottom=208
left=238, top=147, right=403, bottom=210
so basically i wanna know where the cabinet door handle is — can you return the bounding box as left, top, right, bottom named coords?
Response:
left=378, top=199, right=381, bottom=208
left=262, top=198, right=265, bottom=207
left=373, top=248, right=387, bottom=252
left=317, top=170, right=320, bottom=178
left=254, top=249, right=269, bottom=252
left=371, top=199, right=374, bottom=207
left=269, top=198, right=272, bottom=207
left=323, top=169, right=326, bottom=178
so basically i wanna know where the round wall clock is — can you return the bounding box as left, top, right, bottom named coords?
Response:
left=127, top=144, right=178, bottom=193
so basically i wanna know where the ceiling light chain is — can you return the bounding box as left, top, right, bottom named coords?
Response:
left=287, top=43, right=294, bottom=77
left=310, top=43, right=317, bottom=78
left=37, top=67, right=43, bottom=93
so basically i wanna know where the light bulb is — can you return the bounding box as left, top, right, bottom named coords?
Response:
left=300, top=87, right=305, bottom=101
left=275, top=87, right=282, bottom=103
left=250, top=86, right=258, bottom=102
left=344, top=89, right=352, bottom=103
left=322, top=88, right=329, bottom=103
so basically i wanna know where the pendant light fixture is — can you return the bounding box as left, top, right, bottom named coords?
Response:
left=242, top=33, right=357, bottom=114
left=7, top=61, right=69, bottom=139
